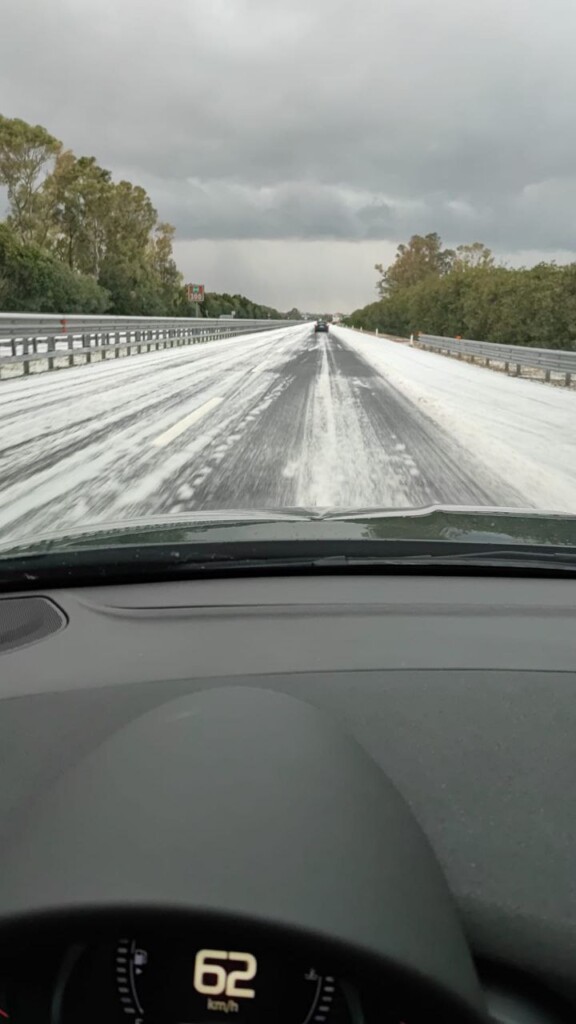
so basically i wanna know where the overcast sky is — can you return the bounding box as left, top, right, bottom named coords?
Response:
left=2, top=0, right=576, bottom=310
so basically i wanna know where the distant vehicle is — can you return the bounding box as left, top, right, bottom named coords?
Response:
left=314, top=321, right=329, bottom=333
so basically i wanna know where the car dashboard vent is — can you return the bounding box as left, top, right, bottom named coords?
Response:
left=0, top=597, right=67, bottom=654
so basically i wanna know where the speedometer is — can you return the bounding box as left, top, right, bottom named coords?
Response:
left=115, top=939, right=351, bottom=1024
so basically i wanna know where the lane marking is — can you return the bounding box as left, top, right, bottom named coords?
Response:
left=250, top=357, right=275, bottom=374
left=152, top=396, right=224, bottom=448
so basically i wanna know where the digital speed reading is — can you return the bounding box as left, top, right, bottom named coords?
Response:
left=194, top=950, right=257, bottom=1000
left=115, top=937, right=350, bottom=1024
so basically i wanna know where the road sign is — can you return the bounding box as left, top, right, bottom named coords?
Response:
left=186, top=283, right=205, bottom=303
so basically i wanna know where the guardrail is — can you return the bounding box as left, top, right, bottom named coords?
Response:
left=0, top=314, right=300, bottom=380
left=416, top=333, right=576, bottom=386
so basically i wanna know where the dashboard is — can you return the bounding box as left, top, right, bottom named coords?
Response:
left=2, top=930, right=422, bottom=1023
left=1, top=574, right=576, bottom=1022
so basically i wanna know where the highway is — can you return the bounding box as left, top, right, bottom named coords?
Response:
left=1, top=323, right=576, bottom=545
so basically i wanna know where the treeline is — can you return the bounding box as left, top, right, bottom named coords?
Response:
left=346, top=233, right=576, bottom=350
left=0, top=115, right=280, bottom=319
left=202, top=292, right=281, bottom=319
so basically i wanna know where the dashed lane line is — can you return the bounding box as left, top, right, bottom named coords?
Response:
left=151, top=396, right=224, bottom=449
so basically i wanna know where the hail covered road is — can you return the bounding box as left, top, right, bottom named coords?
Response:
left=1, top=323, right=575, bottom=544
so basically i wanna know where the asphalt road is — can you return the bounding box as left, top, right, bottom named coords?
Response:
left=0, top=325, right=542, bottom=543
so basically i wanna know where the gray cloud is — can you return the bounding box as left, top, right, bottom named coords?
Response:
left=141, top=176, right=397, bottom=240
left=2, top=0, right=576, bottom=306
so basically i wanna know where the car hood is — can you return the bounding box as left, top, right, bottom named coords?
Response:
left=1, top=505, right=576, bottom=558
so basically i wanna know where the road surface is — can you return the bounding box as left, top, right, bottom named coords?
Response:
left=1, top=323, right=575, bottom=545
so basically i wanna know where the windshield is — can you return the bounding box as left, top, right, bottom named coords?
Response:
left=1, top=1, right=575, bottom=558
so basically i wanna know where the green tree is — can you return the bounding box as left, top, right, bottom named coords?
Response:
left=375, top=232, right=455, bottom=297
left=350, top=248, right=576, bottom=350
left=148, top=222, right=185, bottom=313
left=44, top=152, right=113, bottom=275
left=0, top=222, right=108, bottom=313
left=104, top=180, right=157, bottom=262
left=202, top=291, right=281, bottom=319
left=0, top=115, right=61, bottom=245
left=98, top=259, right=158, bottom=315
left=453, top=242, right=495, bottom=271
left=43, top=155, right=185, bottom=314
left=97, top=180, right=164, bottom=314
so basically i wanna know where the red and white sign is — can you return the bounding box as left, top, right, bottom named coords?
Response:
left=186, top=283, right=205, bottom=303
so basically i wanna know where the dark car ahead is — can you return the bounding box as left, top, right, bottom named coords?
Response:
left=314, top=321, right=329, bottom=333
